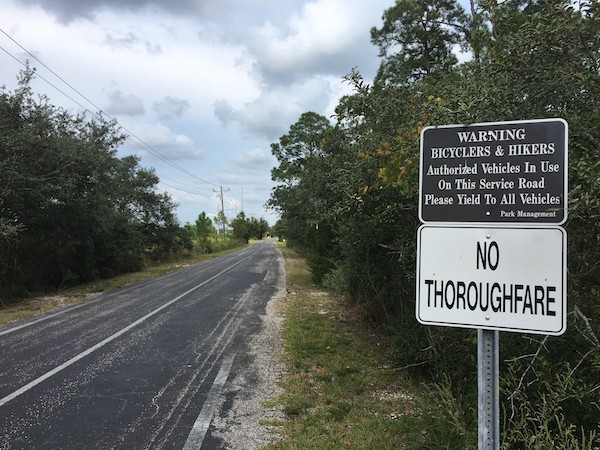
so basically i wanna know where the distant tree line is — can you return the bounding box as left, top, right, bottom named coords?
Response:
left=231, top=212, right=270, bottom=243
left=184, top=210, right=270, bottom=250
left=269, top=0, right=599, bottom=447
left=0, top=69, right=191, bottom=298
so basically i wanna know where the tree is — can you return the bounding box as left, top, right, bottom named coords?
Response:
left=194, top=212, right=216, bottom=240
left=469, top=2, right=600, bottom=445
left=185, top=212, right=216, bottom=253
left=269, top=112, right=346, bottom=282
left=214, top=210, right=228, bottom=238
left=231, top=212, right=251, bottom=243
left=271, top=219, right=286, bottom=241
left=270, top=111, right=334, bottom=186
left=0, top=67, right=186, bottom=295
left=250, top=217, right=269, bottom=240
left=370, top=0, right=469, bottom=84
left=231, top=213, right=270, bottom=243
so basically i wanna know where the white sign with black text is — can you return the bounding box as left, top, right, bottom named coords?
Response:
left=416, top=225, right=566, bottom=335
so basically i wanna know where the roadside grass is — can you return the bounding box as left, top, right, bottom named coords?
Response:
left=0, top=243, right=247, bottom=327
left=264, top=244, right=466, bottom=449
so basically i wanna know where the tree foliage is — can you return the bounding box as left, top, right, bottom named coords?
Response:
left=213, top=210, right=228, bottom=237
left=193, top=211, right=216, bottom=240
left=0, top=68, right=190, bottom=297
left=269, top=112, right=347, bottom=283
left=269, top=0, right=600, bottom=446
left=185, top=211, right=216, bottom=252
left=231, top=212, right=269, bottom=244
left=371, top=0, right=469, bottom=83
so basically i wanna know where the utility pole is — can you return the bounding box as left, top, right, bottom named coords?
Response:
left=213, top=185, right=230, bottom=237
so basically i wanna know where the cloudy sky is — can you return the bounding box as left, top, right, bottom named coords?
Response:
left=1, top=0, right=396, bottom=225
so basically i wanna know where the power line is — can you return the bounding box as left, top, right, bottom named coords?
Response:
left=0, top=42, right=216, bottom=196
left=122, top=131, right=218, bottom=186
left=159, top=181, right=214, bottom=197
left=0, top=44, right=97, bottom=115
left=0, top=28, right=219, bottom=188
left=1, top=28, right=107, bottom=118
left=158, top=174, right=215, bottom=190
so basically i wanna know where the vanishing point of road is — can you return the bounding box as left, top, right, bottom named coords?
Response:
left=0, top=240, right=285, bottom=449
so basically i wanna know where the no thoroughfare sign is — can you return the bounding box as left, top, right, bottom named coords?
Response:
left=416, top=225, right=567, bottom=335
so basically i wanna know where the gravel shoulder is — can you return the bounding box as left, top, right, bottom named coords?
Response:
left=210, top=247, right=287, bottom=449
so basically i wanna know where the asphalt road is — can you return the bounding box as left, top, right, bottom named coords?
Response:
left=0, top=240, right=285, bottom=450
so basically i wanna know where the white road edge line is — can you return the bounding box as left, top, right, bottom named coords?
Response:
left=0, top=254, right=253, bottom=408
left=182, top=353, right=236, bottom=450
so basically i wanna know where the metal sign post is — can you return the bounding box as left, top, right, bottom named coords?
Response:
left=478, top=329, right=499, bottom=450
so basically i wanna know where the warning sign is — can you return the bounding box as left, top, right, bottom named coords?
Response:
left=419, top=119, right=568, bottom=224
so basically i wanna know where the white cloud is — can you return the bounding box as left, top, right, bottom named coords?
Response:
left=2, top=0, right=394, bottom=226
left=234, top=148, right=274, bottom=168
left=215, top=76, right=333, bottom=140
left=243, top=0, right=383, bottom=84
left=105, top=89, right=145, bottom=116
left=126, top=122, right=205, bottom=160
left=210, top=0, right=391, bottom=141
left=2, top=8, right=259, bottom=120
left=13, top=0, right=198, bottom=23
left=103, top=30, right=163, bottom=55
left=160, top=186, right=211, bottom=204
left=152, top=96, right=191, bottom=120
